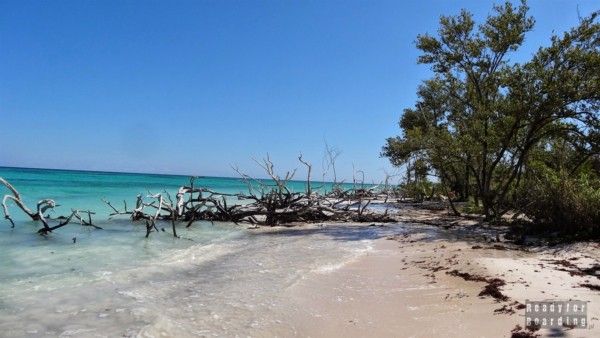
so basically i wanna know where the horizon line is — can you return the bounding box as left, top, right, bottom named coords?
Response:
left=0, top=165, right=356, bottom=185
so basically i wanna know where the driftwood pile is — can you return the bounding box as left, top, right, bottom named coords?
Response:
left=0, top=157, right=395, bottom=237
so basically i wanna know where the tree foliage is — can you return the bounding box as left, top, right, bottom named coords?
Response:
left=383, top=1, right=600, bottom=229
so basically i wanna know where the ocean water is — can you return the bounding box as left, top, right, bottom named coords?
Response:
left=0, top=166, right=354, bottom=219
left=0, top=167, right=399, bottom=337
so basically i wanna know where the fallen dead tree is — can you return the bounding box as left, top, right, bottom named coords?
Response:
left=1, top=177, right=100, bottom=235
left=104, top=156, right=396, bottom=237
left=2, top=156, right=396, bottom=237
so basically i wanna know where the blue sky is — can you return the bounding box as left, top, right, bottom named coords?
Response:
left=0, top=0, right=597, bottom=182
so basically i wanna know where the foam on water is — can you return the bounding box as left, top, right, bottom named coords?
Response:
left=313, top=240, right=374, bottom=273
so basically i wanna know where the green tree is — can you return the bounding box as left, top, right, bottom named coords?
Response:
left=383, top=1, right=600, bottom=220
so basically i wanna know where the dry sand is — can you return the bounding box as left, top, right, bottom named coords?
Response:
left=267, top=209, right=600, bottom=338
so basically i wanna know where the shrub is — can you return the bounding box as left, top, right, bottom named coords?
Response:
left=461, top=198, right=484, bottom=215
left=518, top=165, right=600, bottom=238
left=400, top=180, right=435, bottom=202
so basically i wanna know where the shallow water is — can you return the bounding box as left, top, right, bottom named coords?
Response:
left=0, top=167, right=400, bottom=337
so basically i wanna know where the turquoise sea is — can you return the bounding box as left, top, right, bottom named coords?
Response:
left=0, top=166, right=352, bottom=220
left=0, top=166, right=395, bottom=337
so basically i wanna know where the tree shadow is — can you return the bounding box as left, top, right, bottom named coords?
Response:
left=247, top=221, right=509, bottom=247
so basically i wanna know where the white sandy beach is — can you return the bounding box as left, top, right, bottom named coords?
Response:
left=275, top=228, right=600, bottom=337
left=137, top=207, right=600, bottom=338
left=1, top=206, right=598, bottom=338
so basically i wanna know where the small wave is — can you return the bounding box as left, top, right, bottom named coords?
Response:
left=136, top=315, right=197, bottom=338
left=314, top=240, right=374, bottom=274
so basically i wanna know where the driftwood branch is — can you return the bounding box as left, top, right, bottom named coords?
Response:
left=1, top=176, right=100, bottom=235
left=298, top=153, right=312, bottom=196
left=104, top=156, right=395, bottom=236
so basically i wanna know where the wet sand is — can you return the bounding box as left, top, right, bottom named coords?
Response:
left=271, top=220, right=600, bottom=337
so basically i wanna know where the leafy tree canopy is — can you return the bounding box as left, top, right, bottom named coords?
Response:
left=383, top=1, right=600, bottom=221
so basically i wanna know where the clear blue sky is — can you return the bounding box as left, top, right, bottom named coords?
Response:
left=0, top=0, right=597, bottom=182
